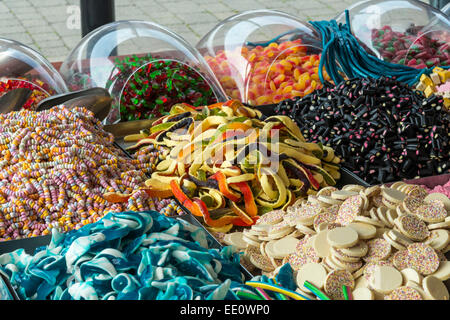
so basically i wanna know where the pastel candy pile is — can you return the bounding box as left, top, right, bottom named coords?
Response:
left=422, top=179, right=450, bottom=198
left=0, top=106, right=166, bottom=241
left=0, top=210, right=251, bottom=300
left=204, top=39, right=330, bottom=105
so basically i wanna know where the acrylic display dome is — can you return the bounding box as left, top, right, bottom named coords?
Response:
left=0, top=38, right=67, bottom=110
left=442, top=3, right=450, bottom=17
left=335, top=0, right=450, bottom=69
left=196, top=10, right=327, bottom=106
left=59, top=20, right=227, bottom=123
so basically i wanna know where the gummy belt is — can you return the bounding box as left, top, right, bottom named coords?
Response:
left=309, top=10, right=450, bottom=87
left=0, top=210, right=293, bottom=300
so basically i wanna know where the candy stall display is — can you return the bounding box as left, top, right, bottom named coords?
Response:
left=0, top=1, right=449, bottom=302
left=0, top=38, right=67, bottom=111
left=59, top=20, right=226, bottom=123
left=335, top=0, right=450, bottom=69
left=196, top=10, right=330, bottom=106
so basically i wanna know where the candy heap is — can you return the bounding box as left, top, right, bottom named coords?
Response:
left=203, top=40, right=330, bottom=105
left=0, top=106, right=167, bottom=241
left=415, top=66, right=450, bottom=110
left=226, top=182, right=449, bottom=300
left=106, top=54, right=217, bottom=121
left=0, top=210, right=251, bottom=300
left=371, top=26, right=450, bottom=69
left=275, top=77, right=450, bottom=184
left=0, top=78, right=54, bottom=110
left=121, top=100, right=342, bottom=232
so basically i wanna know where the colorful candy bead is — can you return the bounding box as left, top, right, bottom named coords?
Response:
left=0, top=106, right=178, bottom=241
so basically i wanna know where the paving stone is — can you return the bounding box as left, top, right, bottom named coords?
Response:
left=4, top=0, right=30, bottom=8
left=175, top=11, right=218, bottom=24
left=1, top=0, right=365, bottom=64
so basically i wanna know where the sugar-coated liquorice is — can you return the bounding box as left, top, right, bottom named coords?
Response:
left=275, top=77, right=450, bottom=184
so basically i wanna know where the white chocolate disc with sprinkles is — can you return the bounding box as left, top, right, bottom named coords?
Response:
left=317, top=195, right=342, bottom=206
left=427, top=220, right=450, bottom=230
left=354, top=216, right=384, bottom=228
left=393, top=250, right=412, bottom=270
left=295, top=223, right=316, bottom=235
left=363, top=238, right=391, bottom=263
left=381, top=187, right=406, bottom=204
left=224, top=232, right=248, bottom=249
left=398, top=214, right=430, bottom=241
left=296, top=262, right=327, bottom=291
left=430, top=261, right=450, bottom=281
left=369, top=265, right=403, bottom=294
left=388, top=229, right=413, bottom=246
left=249, top=252, right=275, bottom=272
left=348, top=222, right=377, bottom=240
left=342, top=184, right=365, bottom=193
left=364, top=185, right=381, bottom=198
left=425, top=192, right=450, bottom=212
left=390, top=182, right=406, bottom=190
left=317, top=186, right=338, bottom=197
left=428, top=229, right=450, bottom=251
left=364, top=260, right=394, bottom=282
left=331, top=247, right=361, bottom=262
left=330, top=255, right=363, bottom=273
left=331, top=190, right=359, bottom=200
left=422, top=275, right=449, bottom=300
left=352, top=287, right=374, bottom=300
left=340, top=241, right=369, bottom=258
left=256, top=210, right=284, bottom=225
left=327, top=226, right=359, bottom=249
left=383, top=232, right=406, bottom=251
left=272, top=236, right=300, bottom=258
left=406, top=243, right=440, bottom=275
left=376, top=207, right=393, bottom=228
left=401, top=268, right=423, bottom=285
left=384, top=286, right=423, bottom=300
left=406, top=186, right=429, bottom=200
left=336, top=195, right=363, bottom=226
left=324, top=269, right=355, bottom=300
left=284, top=253, right=309, bottom=271
left=312, top=230, right=331, bottom=258
left=415, top=202, right=447, bottom=223
left=313, top=206, right=338, bottom=231
left=403, top=195, right=424, bottom=215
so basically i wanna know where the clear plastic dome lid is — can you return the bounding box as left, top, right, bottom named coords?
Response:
left=0, top=38, right=67, bottom=110
left=59, top=20, right=226, bottom=123
left=196, top=10, right=329, bottom=106
left=335, top=0, right=450, bottom=69
left=442, top=3, right=450, bottom=17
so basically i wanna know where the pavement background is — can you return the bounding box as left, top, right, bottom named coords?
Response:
left=0, top=0, right=434, bottom=63
left=0, top=0, right=363, bottom=62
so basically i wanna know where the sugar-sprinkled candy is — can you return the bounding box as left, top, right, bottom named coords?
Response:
left=363, top=238, right=392, bottom=263
left=275, top=77, right=450, bottom=184
left=336, top=195, right=363, bottom=226
left=406, top=243, right=440, bottom=275
left=414, top=202, right=448, bottom=223
left=384, top=286, right=423, bottom=300
left=398, top=214, right=430, bottom=241
left=324, top=269, right=355, bottom=300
